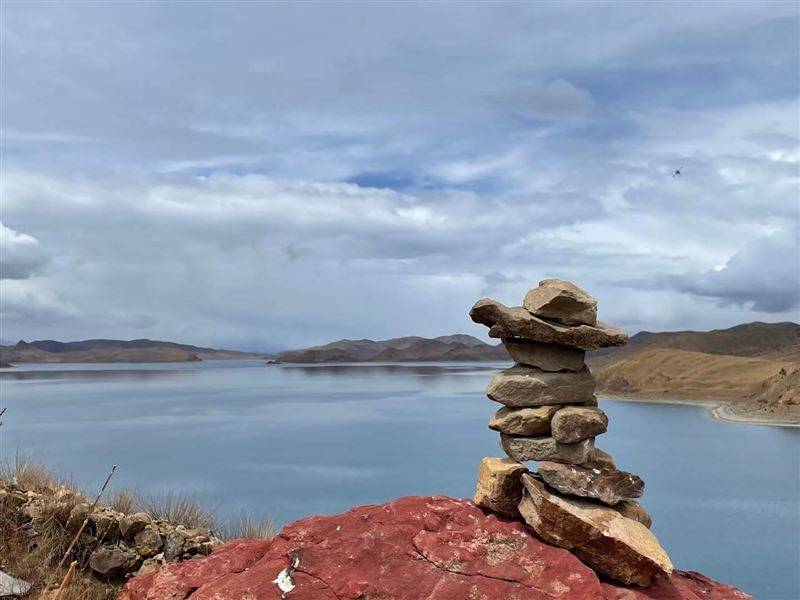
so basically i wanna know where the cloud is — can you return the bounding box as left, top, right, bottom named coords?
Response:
left=0, top=279, right=77, bottom=322
left=0, top=3, right=797, bottom=347
left=0, top=223, right=49, bottom=279
left=517, top=80, right=594, bottom=119
left=670, top=226, right=799, bottom=313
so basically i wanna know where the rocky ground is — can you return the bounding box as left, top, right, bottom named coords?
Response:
left=0, top=464, right=272, bottom=599
left=119, top=495, right=752, bottom=600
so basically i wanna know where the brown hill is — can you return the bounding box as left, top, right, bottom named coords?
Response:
left=277, top=335, right=507, bottom=363
left=595, top=348, right=799, bottom=423
left=596, top=348, right=791, bottom=399
left=0, top=345, right=202, bottom=363
left=589, top=322, right=799, bottom=367
left=0, top=338, right=266, bottom=363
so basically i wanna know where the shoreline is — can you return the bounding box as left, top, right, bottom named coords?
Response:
left=601, top=392, right=800, bottom=428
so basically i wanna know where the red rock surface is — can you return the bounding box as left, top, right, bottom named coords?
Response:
left=119, top=496, right=751, bottom=600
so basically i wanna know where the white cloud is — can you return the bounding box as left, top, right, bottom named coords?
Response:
left=1, top=278, right=77, bottom=322
left=0, top=222, right=49, bottom=279
left=0, top=2, right=797, bottom=348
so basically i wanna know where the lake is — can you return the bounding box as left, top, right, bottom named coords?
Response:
left=1, top=360, right=797, bottom=599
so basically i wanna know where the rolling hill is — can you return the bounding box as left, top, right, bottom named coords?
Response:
left=0, top=339, right=266, bottom=364
left=589, top=321, right=799, bottom=366
left=276, top=335, right=508, bottom=363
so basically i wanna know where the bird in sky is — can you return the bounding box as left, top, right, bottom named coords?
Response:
left=673, top=167, right=682, bottom=177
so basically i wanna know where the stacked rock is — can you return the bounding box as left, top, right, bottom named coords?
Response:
left=471, top=279, right=673, bottom=587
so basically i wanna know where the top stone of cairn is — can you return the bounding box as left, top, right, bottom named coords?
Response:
left=524, top=279, right=597, bottom=326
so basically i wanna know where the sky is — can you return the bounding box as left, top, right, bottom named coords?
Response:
left=0, top=1, right=798, bottom=352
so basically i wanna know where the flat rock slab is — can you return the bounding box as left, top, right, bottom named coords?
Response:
left=470, top=298, right=627, bottom=350
left=519, top=475, right=673, bottom=587
left=552, top=406, right=609, bottom=443
left=617, top=500, right=653, bottom=529
left=537, top=461, right=644, bottom=505
left=119, top=495, right=750, bottom=600
left=523, top=279, right=598, bottom=326
left=473, top=457, right=527, bottom=517
left=489, top=405, right=559, bottom=436
left=503, top=338, right=585, bottom=372
left=602, top=570, right=753, bottom=600
left=488, top=365, right=596, bottom=407
left=501, top=434, right=595, bottom=464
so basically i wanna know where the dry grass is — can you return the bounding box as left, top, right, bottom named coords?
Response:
left=106, top=488, right=141, bottom=514
left=223, top=512, right=276, bottom=540
left=1, top=455, right=65, bottom=492
left=0, top=457, right=276, bottom=598
left=0, top=462, right=118, bottom=599
left=140, top=491, right=218, bottom=530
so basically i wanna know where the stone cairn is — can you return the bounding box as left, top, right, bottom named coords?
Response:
left=471, top=279, right=673, bottom=587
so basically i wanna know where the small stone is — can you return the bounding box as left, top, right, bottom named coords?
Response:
left=502, top=339, right=585, bottom=372
left=588, top=448, right=616, bottom=470
left=164, top=529, right=188, bottom=561
left=473, top=457, right=527, bottom=518
left=518, top=475, right=672, bottom=586
left=500, top=434, right=595, bottom=464
left=90, top=510, right=120, bottom=543
left=66, top=503, right=91, bottom=533
left=537, top=461, right=644, bottom=505
left=523, top=279, right=598, bottom=326
left=551, top=406, right=608, bottom=443
left=89, top=546, right=140, bottom=577
left=487, top=365, right=596, bottom=407
left=616, top=500, right=653, bottom=529
left=136, top=556, right=164, bottom=576
left=470, top=299, right=627, bottom=350
left=120, top=512, right=151, bottom=540
left=134, top=525, right=164, bottom=558
left=488, top=406, right=558, bottom=436
left=197, top=539, right=220, bottom=555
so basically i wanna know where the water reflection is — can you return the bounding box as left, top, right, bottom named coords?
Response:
left=0, top=368, right=191, bottom=382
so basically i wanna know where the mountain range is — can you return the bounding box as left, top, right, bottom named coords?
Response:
left=274, top=334, right=507, bottom=363
left=2, top=323, right=797, bottom=422
left=0, top=339, right=264, bottom=363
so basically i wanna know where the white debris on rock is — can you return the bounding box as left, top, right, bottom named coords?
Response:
left=0, top=571, right=31, bottom=597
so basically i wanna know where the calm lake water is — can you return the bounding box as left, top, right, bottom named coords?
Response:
left=1, top=360, right=798, bottom=599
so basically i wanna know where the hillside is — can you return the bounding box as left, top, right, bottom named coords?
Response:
left=595, top=348, right=799, bottom=423
left=0, top=338, right=265, bottom=364
left=589, top=322, right=799, bottom=367
left=276, top=335, right=508, bottom=363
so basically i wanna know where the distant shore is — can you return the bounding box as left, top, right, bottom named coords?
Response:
left=601, top=392, right=800, bottom=428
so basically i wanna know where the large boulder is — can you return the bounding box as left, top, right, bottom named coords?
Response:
left=500, top=434, right=595, bottom=464
left=118, top=496, right=751, bottom=600
left=487, top=365, right=596, bottom=407
left=519, top=475, right=672, bottom=587
left=473, top=457, right=526, bottom=517
left=537, top=461, right=644, bottom=505
left=470, top=299, right=627, bottom=350
left=502, top=338, right=585, bottom=371
left=523, top=279, right=598, bottom=326
left=489, top=405, right=558, bottom=436
left=551, top=406, right=609, bottom=443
